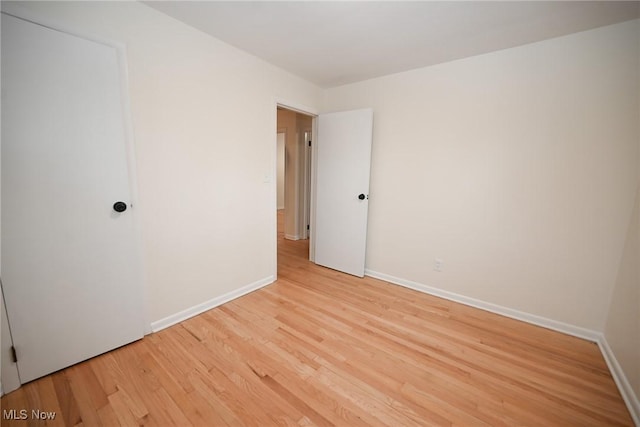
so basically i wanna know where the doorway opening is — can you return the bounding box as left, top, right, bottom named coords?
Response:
left=276, top=106, right=314, bottom=271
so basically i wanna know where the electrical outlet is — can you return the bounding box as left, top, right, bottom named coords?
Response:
left=434, top=258, right=443, bottom=272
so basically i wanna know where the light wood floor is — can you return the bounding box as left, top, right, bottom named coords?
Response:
left=1, top=210, right=632, bottom=426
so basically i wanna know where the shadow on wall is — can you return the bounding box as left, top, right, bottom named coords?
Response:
left=604, top=184, right=640, bottom=399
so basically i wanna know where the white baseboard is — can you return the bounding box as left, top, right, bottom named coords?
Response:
left=150, top=275, right=275, bottom=333
left=284, top=234, right=300, bottom=241
left=364, top=269, right=600, bottom=342
left=598, top=335, right=640, bottom=426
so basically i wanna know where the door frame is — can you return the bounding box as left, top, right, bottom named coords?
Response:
left=1, top=4, right=151, bottom=386
left=301, top=128, right=313, bottom=240
left=276, top=129, right=286, bottom=211
left=273, top=99, right=319, bottom=277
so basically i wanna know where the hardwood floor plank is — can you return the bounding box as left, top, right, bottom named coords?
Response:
left=268, top=370, right=372, bottom=427
left=1, top=387, right=29, bottom=427
left=65, top=367, right=107, bottom=426
left=145, top=387, right=192, bottom=427
left=51, top=372, right=82, bottom=427
left=107, top=390, right=147, bottom=427
left=95, top=403, right=121, bottom=427
left=185, top=370, right=245, bottom=427
left=33, top=377, right=66, bottom=427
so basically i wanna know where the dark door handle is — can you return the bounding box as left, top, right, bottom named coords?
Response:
left=358, top=194, right=366, bottom=200
left=113, top=201, right=127, bottom=213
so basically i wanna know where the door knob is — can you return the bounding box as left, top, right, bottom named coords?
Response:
left=113, top=201, right=127, bottom=213
left=358, top=194, right=366, bottom=200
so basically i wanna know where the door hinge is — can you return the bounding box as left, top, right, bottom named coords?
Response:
left=10, top=346, right=17, bottom=363
left=308, top=140, right=311, bottom=147
left=307, top=224, right=310, bottom=230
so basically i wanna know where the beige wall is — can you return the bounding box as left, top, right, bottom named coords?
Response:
left=604, top=185, right=640, bottom=398
left=603, top=27, right=640, bottom=399
left=5, top=1, right=322, bottom=323
left=323, top=20, right=640, bottom=332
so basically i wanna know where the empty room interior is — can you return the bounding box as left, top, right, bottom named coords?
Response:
left=1, top=1, right=639, bottom=426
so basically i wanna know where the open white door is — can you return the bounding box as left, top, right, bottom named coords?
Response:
left=1, top=13, right=144, bottom=383
left=315, top=108, right=373, bottom=277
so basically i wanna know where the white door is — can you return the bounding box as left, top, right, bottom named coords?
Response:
left=1, top=13, right=144, bottom=383
left=314, top=108, right=373, bottom=277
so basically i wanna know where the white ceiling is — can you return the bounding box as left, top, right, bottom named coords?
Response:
left=145, top=1, right=640, bottom=88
